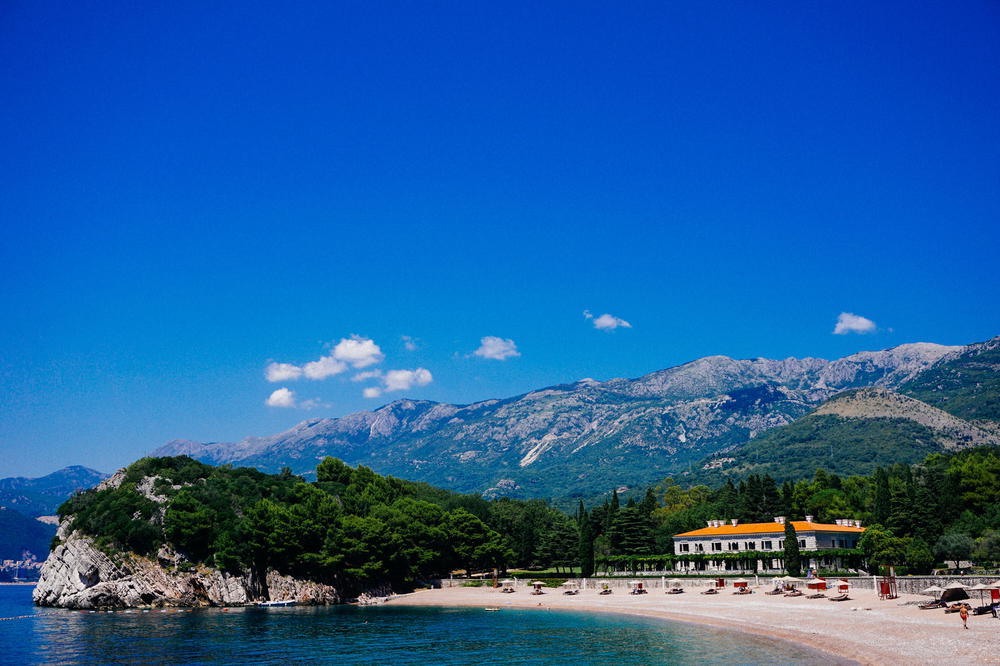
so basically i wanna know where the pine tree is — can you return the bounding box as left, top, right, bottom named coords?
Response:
left=783, top=521, right=801, bottom=576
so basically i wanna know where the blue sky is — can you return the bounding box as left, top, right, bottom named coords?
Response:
left=2, top=2, right=998, bottom=477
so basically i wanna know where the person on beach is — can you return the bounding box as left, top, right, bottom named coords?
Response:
left=959, top=604, right=968, bottom=629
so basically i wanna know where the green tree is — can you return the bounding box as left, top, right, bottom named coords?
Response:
left=905, top=538, right=934, bottom=574
left=973, top=530, right=1000, bottom=563
left=934, top=533, right=974, bottom=567
left=578, top=506, right=595, bottom=577
left=783, top=521, right=801, bottom=576
left=872, top=467, right=891, bottom=525
left=316, top=456, right=354, bottom=485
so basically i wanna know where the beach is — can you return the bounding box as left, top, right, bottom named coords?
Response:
left=386, top=584, right=999, bottom=664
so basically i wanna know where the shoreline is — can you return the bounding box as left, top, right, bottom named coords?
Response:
left=385, top=586, right=997, bottom=664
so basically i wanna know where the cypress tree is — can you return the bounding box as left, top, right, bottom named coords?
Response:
left=640, top=487, right=658, bottom=517
left=872, top=467, right=891, bottom=525
left=783, top=521, right=801, bottom=576
left=578, top=506, right=595, bottom=577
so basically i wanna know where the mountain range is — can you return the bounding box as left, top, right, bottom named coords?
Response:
left=154, top=336, right=1000, bottom=500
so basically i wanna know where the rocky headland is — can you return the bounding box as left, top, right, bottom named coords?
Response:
left=32, top=470, right=340, bottom=609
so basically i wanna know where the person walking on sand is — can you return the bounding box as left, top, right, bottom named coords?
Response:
left=959, top=604, right=969, bottom=629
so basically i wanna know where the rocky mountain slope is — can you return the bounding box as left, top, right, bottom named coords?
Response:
left=900, top=335, right=1000, bottom=422
left=154, top=340, right=979, bottom=499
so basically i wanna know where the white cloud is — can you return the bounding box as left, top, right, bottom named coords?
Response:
left=303, top=355, right=348, bottom=380
left=332, top=335, right=384, bottom=368
left=583, top=309, right=594, bottom=319
left=383, top=367, right=433, bottom=392
left=402, top=335, right=418, bottom=351
left=265, top=388, right=296, bottom=408
left=265, top=362, right=303, bottom=382
left=363, top=387, right=382, bottom=399
left=833, top=312, right=877, bottom=335
left=473, top=336, right=520, bottom=360
left=591, top=313, right=631, bottom=330
left=352, top=370, right=383, bottom=382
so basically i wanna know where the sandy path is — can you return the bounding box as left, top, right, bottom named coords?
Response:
left=385, top=585, right=999, bottom=664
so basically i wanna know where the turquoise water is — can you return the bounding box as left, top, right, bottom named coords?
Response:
left=1, top=586, right=852, bottom=664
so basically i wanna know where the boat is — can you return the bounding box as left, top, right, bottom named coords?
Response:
left=484, top=607, right=501, bottom=612
left=258, top=599, right=297, bottom=607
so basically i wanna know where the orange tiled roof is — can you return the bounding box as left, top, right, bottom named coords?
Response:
left=674, top=521, right=864, bottom=538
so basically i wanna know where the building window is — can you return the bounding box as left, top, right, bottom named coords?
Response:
left=761, top=540, right=773, bottom=550
left=711, top=542, right=722, bottom=552
left=680, top=543, right=689, bottom=552
left=695, top=543, right=704, bottom=552
left=728, top=542, right=739, bottom=551
left=745, top=542, right=756, bottom=551
left=798, top=539, right=806, bottom=548
left=778, top=540, right=784, bottom=549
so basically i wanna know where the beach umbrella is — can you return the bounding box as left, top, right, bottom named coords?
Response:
left=968, top=583, right=993, bottom=605
left=732, top=578, right=748, bottom=587
left=941, top=584, right=969, bottom=603
left=920, top=585, right=945, bottom=596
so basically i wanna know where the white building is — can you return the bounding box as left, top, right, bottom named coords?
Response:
left=672, top=516, right=864, bottom=573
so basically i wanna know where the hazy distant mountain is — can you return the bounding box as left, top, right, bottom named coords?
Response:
left=153, top=340, right=975, bottom=500
left=0, top=466, right=108, bottom=518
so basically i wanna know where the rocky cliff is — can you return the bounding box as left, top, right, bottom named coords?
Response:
left=33, top=529, right=338, bottom=609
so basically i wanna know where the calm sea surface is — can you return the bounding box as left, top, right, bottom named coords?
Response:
left=0, top=586, right=852, bottom=665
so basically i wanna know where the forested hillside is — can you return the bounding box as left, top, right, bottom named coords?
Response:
left=580, top=446, right=1000, bottom=575
left=901, top=336, right=1000, bottom=422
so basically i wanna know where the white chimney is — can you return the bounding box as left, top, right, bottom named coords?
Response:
left=706, top=521, right=713, bottom=528
left=854, top=520, right=862, bottom=528
left=805, top=515, right=814, bottom=523
left=835, top=519, right=842, bottom=526
left=731, top=519, right=739, bottom=526
left=774, top=516, right=785, bottom=524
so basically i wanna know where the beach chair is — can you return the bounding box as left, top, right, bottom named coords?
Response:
left=829, top=593, right=850, bottom=601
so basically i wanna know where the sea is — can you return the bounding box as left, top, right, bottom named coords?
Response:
left=0, top=585, right=852, bottom=664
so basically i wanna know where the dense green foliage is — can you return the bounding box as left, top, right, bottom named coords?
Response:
left=900, top=340, right=1000, bottom=422
left=62, top=457, right=601, bottom=592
